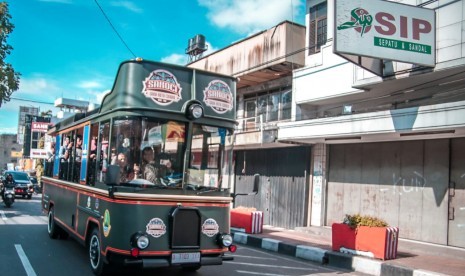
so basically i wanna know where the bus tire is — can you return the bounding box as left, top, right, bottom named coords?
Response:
left=47, top=207, right=59, bottom=239
left=88, top=227, right=109, bottom=275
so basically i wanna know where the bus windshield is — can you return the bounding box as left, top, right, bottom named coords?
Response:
left=98, top=117, right=234, bottom=194
left=186, top=124, right=234, bottom=192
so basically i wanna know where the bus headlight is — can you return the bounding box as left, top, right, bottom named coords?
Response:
left=187, top=103, right=204, bottom=120
left=217, top=233, right=233, bottom=247
left=131, top=232, right=150, bottom=249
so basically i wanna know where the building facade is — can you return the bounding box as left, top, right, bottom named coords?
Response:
left=17, top=106, right=39, bottom=145
left=277, top=0, right=465, bottom=248
left=189, top=21, right=314, bottom=228
left=0, top=134, right=21, bottom=171
left=190, top=0, right=465, bottom=249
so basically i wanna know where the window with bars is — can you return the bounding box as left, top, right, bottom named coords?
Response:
left=308, top=2, right=328, bottom=55
left=243, top=88, right=292, bottom=123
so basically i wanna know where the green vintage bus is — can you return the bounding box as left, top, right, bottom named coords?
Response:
left=42, top=59, right=240, bottom=275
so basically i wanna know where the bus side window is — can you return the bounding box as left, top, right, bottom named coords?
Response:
left=87, top=123, right=99, bottom=186
left=73, top=130, right=83, bottom=183
left=96, top=122, right=110, bottom=185
left=58, top=133, right=72, bottom=180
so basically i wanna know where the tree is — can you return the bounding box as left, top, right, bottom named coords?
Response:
left=40, top=110, right=53, bottom=117
left=0, top=2, right=20, bottom=108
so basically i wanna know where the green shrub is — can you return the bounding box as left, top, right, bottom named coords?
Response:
left=343, top=214, right=388, bottom=228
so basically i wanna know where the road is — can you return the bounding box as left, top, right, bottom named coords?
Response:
left=0, top=194, right=364, bottom=276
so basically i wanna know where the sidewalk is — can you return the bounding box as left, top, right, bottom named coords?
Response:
left=232, top=225, right=465, bottom=276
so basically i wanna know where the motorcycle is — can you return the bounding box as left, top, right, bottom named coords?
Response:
left=2, top=184, right=15, bottom=208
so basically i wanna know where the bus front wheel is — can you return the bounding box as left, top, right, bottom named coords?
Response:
left=47, top=207, right=59, bottom=239
left=88, top=228, right=109, bottom=275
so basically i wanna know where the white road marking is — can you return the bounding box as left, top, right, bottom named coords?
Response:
left=1, top=210, right=7, bottom=220
left=226, top=261, right=317, bottom=271
left=15, top=244, right=37, bottom=276
left=233, top=254, right=278, bottom=260
left=239, top=245, right=337, bottom=272
left=236, top=270, right=291, bottom=276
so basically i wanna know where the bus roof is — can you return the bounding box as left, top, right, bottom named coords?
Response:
left=50, top=59, right=237, bottom=133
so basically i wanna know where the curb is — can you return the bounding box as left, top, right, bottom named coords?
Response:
left=232, top=231, right=446, bottom=276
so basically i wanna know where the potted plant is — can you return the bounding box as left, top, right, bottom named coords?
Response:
left=332, top=214, right=399, bottom=260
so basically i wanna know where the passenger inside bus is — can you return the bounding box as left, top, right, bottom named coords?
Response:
left=59, top=136, right=70, bottom=179
left=140, top=146, right=172, bottom=185
left=116, top=152, right=138, bottom=183
left=73, top=135, right=82, bottom=182
left=87, top=137, right=97, bottom=184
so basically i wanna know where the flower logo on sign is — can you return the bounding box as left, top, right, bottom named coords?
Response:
left=142, top=69, right=182, bottom=106
left=146, top=218, right=166, bottom=238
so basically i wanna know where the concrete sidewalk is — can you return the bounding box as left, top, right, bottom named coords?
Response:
left=232, top=225, right=465, bottom=276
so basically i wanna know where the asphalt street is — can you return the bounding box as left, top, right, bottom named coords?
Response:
left=0, top=194, right=365, bottom=276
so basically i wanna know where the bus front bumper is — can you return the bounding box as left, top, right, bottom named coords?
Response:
left=123, top=255, right=233, bottom=268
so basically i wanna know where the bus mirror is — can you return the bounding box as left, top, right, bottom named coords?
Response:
left=231, top=173, right=260, bottom=203
left=253, top=174, right=260, bottom=194
left=105, top=165, right=121, bottom=186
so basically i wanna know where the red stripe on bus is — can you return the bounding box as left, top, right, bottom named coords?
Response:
left=43, top=180, right=230, bottom=207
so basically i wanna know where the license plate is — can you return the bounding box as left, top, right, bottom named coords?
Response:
left=6, top=194, right=13, bottom=198
left=171, top=252, right=200, bottom=264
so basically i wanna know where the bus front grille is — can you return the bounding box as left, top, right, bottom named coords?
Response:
left=170, top=207, right=201, bottom=249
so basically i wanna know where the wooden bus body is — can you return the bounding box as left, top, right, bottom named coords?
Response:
left=41, top=59, right=237, bottom=275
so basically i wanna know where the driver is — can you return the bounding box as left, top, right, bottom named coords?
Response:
left=140, top=146, right=171, bottom=185
left=3, top=173, right=15, bottom=187
left=1, top=173, right=15, bottom=197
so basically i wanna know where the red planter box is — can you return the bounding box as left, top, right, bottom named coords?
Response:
left=231, top=209, right=263, bottom=234
left=332, top=223, right=399, bottom=260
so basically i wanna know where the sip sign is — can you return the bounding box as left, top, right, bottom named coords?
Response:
left=334, top=0, right=435, bottom=67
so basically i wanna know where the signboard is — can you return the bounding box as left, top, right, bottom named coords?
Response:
left=31, top=122, right=51, bottom=133
left=11, top=151, right=22, bottom=158
left=334, top=0, right=435, bottom=67
left=31, top=149, right=48, bottom=159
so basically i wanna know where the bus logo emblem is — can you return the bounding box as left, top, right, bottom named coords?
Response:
left=203, top=80, right=233, bottom=114
left=142, top=69, right=182, bottom=106
left=202, top=218, right=219, bottom=237
left=146, top=218, right=166, bottom=238
left=103, top=209, right=112, bottom=237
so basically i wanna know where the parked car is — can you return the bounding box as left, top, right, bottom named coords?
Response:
left=28, top=175, right=41, bottom=194
left=2, top=171, right=34, bottom=199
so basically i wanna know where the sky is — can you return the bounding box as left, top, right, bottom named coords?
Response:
left=1, top=0, right=306, bottom=134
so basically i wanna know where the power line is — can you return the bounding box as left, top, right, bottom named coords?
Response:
left=11, top=97, right=54, bottom=105
left=93, top=0, right=137, bottom=58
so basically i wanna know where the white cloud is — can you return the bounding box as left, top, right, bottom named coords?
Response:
left=110, top=1, right=143, bottom=13
left=198, top=0, right=303, bottom=34
left=17, top=76, right=60, bottom=100
left=78, top=81, right=103, bottom=89
left=0, top=73, right=114, bottom=135
left=203, top=42, right=219, bottom=56
left=161, top=54, right=188, bottom=66
left=94, top=89, right=111, bottom=104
